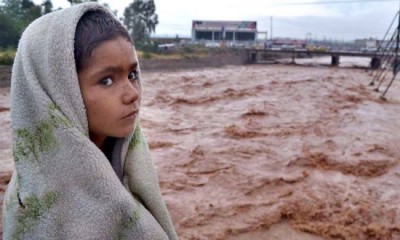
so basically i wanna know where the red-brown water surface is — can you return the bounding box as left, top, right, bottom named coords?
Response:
left=2, top=62, right=400, bottom=239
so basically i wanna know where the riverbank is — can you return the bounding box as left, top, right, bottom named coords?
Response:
left=0, top=50, right=247, bottom=88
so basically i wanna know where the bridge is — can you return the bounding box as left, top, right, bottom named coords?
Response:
left=245, top=48, right=384, bottom=68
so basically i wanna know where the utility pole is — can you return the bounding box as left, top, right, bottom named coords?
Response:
left=306, top=32, right=312, bottom=45
left=270, top=16, right=273, bottom=42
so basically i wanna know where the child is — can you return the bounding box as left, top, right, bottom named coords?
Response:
left=2, top=2, right=178, bottom=239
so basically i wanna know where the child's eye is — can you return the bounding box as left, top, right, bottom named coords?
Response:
left=128, top=70, right=138, bottom=81
left=99, top=77, right=113, bottom=86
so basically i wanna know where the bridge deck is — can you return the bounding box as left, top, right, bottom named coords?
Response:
left=247, top=48, right=386, bottom=58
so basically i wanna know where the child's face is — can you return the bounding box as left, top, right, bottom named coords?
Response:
left=78, top=36, right=141, bottom=147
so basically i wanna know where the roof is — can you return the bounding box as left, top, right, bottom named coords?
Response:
left=192, top=20, right=257, bottom=32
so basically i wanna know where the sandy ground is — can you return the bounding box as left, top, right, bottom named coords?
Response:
left=2, top=57, right=400, bottom=239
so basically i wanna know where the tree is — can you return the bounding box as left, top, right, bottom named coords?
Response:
left=123, top=0, right=158, bottom=46
left=0, top=11, right=20, bottom=47
left=42, top=0, right=53, bottom=15
left=22, top=0, right=41, bottom=24
left=1, top=0, right=41, bottom=26
left=0, top=0, right=43, bottom=48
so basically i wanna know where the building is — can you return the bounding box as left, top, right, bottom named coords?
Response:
left=272, top=38, right=307, bottom=49
left=192, top=20, right=257, bottom=44
left=354, top=38, right=378, bottom=51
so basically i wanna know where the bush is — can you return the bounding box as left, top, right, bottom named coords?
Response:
left=137, top=41, right=159, bottom=53
left=0, top=50, right=15, bottom=65
left=142, top=51, right=152, bottom=59
left=182, top=45, right=195, bottom=54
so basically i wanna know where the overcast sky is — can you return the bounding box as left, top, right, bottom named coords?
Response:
left=33, top=0, right=400, bottom=41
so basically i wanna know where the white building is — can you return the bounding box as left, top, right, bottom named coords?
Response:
left=192, top=20, right=257, bottom=43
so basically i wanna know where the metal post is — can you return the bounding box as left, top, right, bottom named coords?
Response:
left=396, top=1, right=400, bottom=71
left=270, top=16, right=273, bottom=42
left=381, top=3, right=400, bottom=99
left=396, top=0, right=400, bottom=73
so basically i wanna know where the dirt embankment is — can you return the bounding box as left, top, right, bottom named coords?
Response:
left=0, top=51, right=247, bottom=88
left=140, top=51, right=247, bottom=71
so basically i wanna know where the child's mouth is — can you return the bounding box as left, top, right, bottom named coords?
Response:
left=122, top=110, right=138, bottom=120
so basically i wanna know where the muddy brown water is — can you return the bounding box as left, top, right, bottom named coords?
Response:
left=1, top=61, right=400, bottom=239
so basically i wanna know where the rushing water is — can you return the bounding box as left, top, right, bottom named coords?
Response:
left=2, top=59, right=400, bottom=239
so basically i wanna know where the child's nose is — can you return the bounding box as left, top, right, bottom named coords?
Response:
left=121, top=81, right=139, bottom=104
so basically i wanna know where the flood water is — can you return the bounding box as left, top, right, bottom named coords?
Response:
left=1, top=58, right=400, bottom=239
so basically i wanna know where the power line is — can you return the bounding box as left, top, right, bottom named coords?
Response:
left=274, top=17, right=393, bottom=33
left=274, top=0, right=397, bottom=6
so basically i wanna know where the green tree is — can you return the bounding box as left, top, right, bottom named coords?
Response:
left=22, top=0, right=41, bottom=24
left=123, top=0, right=158, bottom=46
left=0, top=11, right=20, bottom=47
left=0, top=0, right=41, bottom=47
left=42, top=0, right=53, bottom=14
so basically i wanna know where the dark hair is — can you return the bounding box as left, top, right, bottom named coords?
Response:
left=74, top=10, right=132, bottom=71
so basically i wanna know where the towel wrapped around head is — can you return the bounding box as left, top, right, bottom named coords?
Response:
left=2, top=2, right=178, bottom=239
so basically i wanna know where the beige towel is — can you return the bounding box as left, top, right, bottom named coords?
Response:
left=2, top=3, right=178, bottom=239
